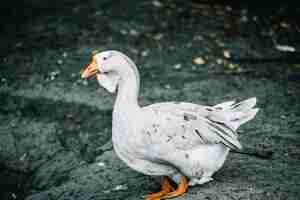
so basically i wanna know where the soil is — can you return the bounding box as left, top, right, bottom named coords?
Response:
left=1, top=1, right=300, bottom=200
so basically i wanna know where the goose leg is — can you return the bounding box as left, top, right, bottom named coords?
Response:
left=160, top=176, right=188, bottom=199
left=145, top=176, right=175, bottom=200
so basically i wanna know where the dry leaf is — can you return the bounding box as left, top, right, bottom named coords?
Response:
left=275, top=44, right=295, bottom=52
left=223, top=50, right=231, bottom=58
left=193, top=57, right=205, bottom=65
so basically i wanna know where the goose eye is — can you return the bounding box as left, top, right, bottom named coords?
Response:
left=103, top=57, right=107, bottom=60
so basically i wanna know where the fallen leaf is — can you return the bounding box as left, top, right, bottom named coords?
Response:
left=275, top=44, right=295, bottom=52
left=193, top=57, right=205, bottom=65
left=223, top=50, right=231, bottom=58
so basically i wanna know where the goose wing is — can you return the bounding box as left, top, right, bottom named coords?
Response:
left=142, top=102, right=242, bottom=151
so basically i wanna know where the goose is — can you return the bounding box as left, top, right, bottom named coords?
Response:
left=81, top=50, right=259, bottom=200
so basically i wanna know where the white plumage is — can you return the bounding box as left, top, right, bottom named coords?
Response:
left=81, top=50, right=259, bottom=199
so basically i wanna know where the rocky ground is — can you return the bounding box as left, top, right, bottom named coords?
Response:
left=1, top=0, right=300, bottom=200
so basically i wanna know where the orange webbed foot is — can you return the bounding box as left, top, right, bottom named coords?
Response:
left=145, top=176, right=175, bottom=200
left=160, top=176, right=188, bottom=199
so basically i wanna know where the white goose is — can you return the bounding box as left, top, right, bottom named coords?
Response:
left=81, top=50, right=259, bottom=200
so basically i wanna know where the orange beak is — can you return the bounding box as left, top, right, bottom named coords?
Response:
left=81, top=56, right=99, bottom=78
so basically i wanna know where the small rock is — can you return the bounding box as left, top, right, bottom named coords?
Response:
left=216, top=58, right=223, bottom=65
left=280, top=22, right=289, bottom=28
left=225, top=6, right=232, bottom=12
left=130, top=48, right=139, bottom=54
left=103, top=190, right=110, bottom=194
left=1, top=77, right=7, bottom=83
left=152, top=0, right=163, bottom=7
left=11, top=193, right=17, bottom=199
left=120, top=29, right=128, bottom=35
left=240, top=15, right=248, bottom=23
left=19, top=153, right=27, bottom=161
left=173, top=63, right=182, bottom=69
left=129, top=29, right=139, bottom=36
left=153, top=33, right=163, bottom=40
left=193, top=57, right=205, bottom=65
left=74, top=78, right=89, bottom=86
left=82, top=80, right=88, bottom=86
left=215, top=39, right=225, bottom=47
left=15, top=42, right=23, bottom=47
left=164, top=84, right=171, bottom=89
left=193, top=35, right=204, bottom=41
left=46, top=70, right=61, bottom=81
left=141, top=50, right=149, bottom=57
left=57, top=59, right=63, bottom=65
left=71, top=73, right=77, bottom=78
left=114, top=184, right=128, bottom=191
left=280, top=115, right=287, bottom=119
left=9, top=120, right=16, bottom=127
left=97, top=162, right=106, bottom=167
left=62, top=52, right=68, bottom=58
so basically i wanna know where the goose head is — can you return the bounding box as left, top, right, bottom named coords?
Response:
left=81, top=50, right=140, bottom=94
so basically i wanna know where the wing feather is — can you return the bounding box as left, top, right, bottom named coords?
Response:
left=143, top=102, right=242, bottom=151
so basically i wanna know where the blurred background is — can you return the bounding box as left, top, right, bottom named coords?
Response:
left=0, top=1, right=300, bottom=200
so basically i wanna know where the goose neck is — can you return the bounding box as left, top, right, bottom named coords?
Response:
left=114, top=69, right=140, bottom=114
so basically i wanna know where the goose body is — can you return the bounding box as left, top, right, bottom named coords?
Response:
left=81, top=50, right=259, bottom=199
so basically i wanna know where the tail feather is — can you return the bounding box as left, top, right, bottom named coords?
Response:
left=230, top=108, right=259, bottom=130
left=231, top=97, right=257, bottom=112
left=214, top=97, right=259, bottom=131
left=213, top=100, right=236, bottom=110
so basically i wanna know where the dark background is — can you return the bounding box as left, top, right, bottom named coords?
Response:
left=0, top=1, right=300, bottom=200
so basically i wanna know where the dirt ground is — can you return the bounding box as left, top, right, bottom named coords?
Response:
left=1, top=1, right=300, bottom=200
